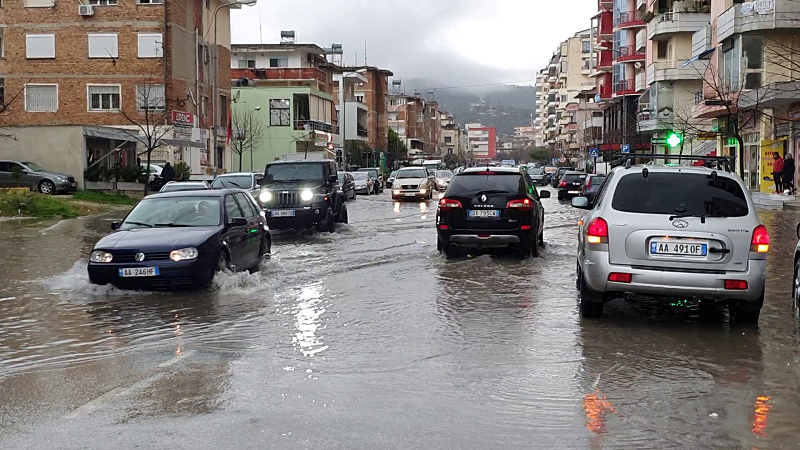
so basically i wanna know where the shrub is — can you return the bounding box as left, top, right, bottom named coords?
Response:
left=72, top=191, right=138, bottom=206
left=174, top=162, right=192, bottom=181
left=0, top=191, right=79, bottom=218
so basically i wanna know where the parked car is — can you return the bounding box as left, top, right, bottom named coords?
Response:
left=352, top=172, right=375, bottom=195
left=211, top=172, right=263, bottom=200
left=386, top=171, right=398, bottom=189
left=557, top=171, right=587, bottom=201
left=433, top=170, right=454, bottom=191
left=528, top=167, right=548, bottom=186
left=581, top=173, right=607, bottom=203
left=87, top=189, right=271, bottom=290
left=259, top=160, right=347, bottom=232
left=571, top=159, right=767, bottom=322
left=436, top=167, right=550, bottom=257
left=0, top=160, right=77, bottom=194
left=391, top=167, right=434, bottom=201
left=338, top=171, right=357, bottom=201
left=159, top=181, right=210, bottom=193
left=358, top=168, right=384, bottom=194
left=551, top=166, right=575, bottom=188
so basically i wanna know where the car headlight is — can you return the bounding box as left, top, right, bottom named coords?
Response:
left=170, top=247, right=198, bottom=262
left=259, top=190, right=273, bottom=203
left=419, top=188, right=427, bottom=194
left=300, top=189, right=314, bottom=201
left=90, top=250, right=113, bottom=263
left=393, top=190, right=400, bottom=195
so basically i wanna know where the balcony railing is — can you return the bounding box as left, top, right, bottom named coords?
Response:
left=648, top=11, right=712, bottom=40
left=614, top=79, right=636, bottom=95
left=597, top=50, right=613, bottom=69
left=232, top=67, right=329, bottom=85
left=618, top=45, right=646, bottom=62
left=616, top=10, right=645, bottom=28
left=717, top=0, right=800, bottom=43
left=646, top=59, right=708, bottom=85
left=599, top=83, right=613, bottom=99
left=293, top=120, right=339, bottom=135
left=598, top=10, right=613, bottom=38
left=635, top=72, right=646, bottom=92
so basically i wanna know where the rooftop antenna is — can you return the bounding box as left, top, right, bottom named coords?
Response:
left=259, top=8, right=263, bottom=44
left=364, top=41, right=368, bottom=66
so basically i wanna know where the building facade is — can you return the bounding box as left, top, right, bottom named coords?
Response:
left=0, top=0, right=238, bottom=184
left=465, top=123, right=497, bottom=162
left=387, top=93, right=440, bottom=157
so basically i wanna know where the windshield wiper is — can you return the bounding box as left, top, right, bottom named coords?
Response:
left=226, top=181, right=244, bottom=188
left=154, top=223, right=194, bottom=228
left=124, top=221, right=153, bottom=228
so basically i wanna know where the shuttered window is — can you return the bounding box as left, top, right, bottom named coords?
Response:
left=88, top=85, right=120, bottom=111
left=25, top=84, right=58, bottom=112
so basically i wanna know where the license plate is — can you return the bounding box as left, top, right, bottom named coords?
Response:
left=650, top=241, right=708, bottom=256
left=404, top=193, right=417, bottom=196
left=271, top=210, right=295, bottom=217
left=568, top=190, right=580, bottom=194
left=468, top=210, right=500, bottom=218
left=119, top=267, right=159, bottom=277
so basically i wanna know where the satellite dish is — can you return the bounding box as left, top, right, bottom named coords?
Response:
left=634, top=61, right=643, bottom=69
left=233, top=90, right=241, bottom=103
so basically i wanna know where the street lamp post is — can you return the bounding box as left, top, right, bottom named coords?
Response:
left=212, top=0, right=257, bottom=178
left=595, top=45, right=629, bottom=152
left=339, top=69, right=367, bottom=167
left=249, top=106, right=261, bottom=170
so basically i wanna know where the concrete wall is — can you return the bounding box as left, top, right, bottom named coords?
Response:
left=3, top=126, right=86, bottom=186
left=230, top=50, right=306, bottom=69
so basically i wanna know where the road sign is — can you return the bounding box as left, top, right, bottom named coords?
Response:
left=589, top=147, right=600, bottom=158
left=621, top=143, right=630, bottom=154
left=651, top=137, right=667, bottom=145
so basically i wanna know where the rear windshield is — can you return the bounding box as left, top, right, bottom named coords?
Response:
left=447, top=173, right=525, bottom=196
left=562, top=173, right=587, bottom=183
left=611, top=172, right=749, bottom=217
left=529, top=168, right=544, bottom=175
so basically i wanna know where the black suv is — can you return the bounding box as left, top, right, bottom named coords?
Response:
left=436, top=167, right=550, bottom=258
left=259, top=160, right=347, bottom=232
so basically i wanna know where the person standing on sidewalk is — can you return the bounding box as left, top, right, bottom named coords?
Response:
left=772, top=152, right=784, bottom=193
left=783, top=153, right=796, bottom=194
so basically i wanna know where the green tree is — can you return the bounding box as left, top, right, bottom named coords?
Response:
left=387, top=128, right=408, bottom=170
left=528, top=147, right=551, bottom=164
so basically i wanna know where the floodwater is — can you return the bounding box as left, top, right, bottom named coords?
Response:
left=1, top=189, right=800, bottom=449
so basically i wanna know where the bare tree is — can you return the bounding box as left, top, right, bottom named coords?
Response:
left=0, top=83, right=30, bottom=141
left=231, top=109, right=265, bottom=171
left=118, top=78, right=173, bottom=195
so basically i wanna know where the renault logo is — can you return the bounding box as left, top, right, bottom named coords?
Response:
left=672, top=220, right=689, bottom=229
left=480, top=194, right=487, bottom=202
left=135, top=252, right=145, bottom=262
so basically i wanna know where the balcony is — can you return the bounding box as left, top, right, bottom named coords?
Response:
left=648, top=11, right=711, bottom=40
left=617, top=45, right=646, bottom=62
left=616, top=10, right=645, bottom=30
left=718, top=0, right=800, bottom=42
left=635, top=29, right=646, bottom=52
left=599, top=83, right=613, bottom=100
left=614, top=79, right=636, bottom=96
left=580, top=81, right=596, bottom=91
left=231, top=67, right=329, bottom=86
left=692, top=24, right=712, bottom=57
left=294, top=120, right=339, bottom=135
left=635, top=72, right=647, bottom=92
left=598, top=0, right=612, bottom=10
left=597, top=11, right=613, bottom=40
left=357, top=126, right=368, bottom=138
left=596, top=50, right=613, bottom=70
left=646, top=59, right=708, bottom=85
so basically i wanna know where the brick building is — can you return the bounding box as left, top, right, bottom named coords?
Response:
left=332, top=66, right=393, bottom=156
left=0, top=0, right=240, bottom=185
left=388, top=93, right=441, bottom=158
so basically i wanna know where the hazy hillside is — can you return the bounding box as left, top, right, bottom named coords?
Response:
left=397, top=79, right=536, bottom=136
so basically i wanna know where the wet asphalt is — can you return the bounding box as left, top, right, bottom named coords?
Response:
left=1, top=189, right=800, bottom=449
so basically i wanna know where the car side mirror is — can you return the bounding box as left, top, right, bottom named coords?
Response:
left=539, top=190, right=551, bottom=199
left=111, top=220, right=121, bottom=230
left=229, top=217, right=248, bottom=227
left=571, top=196, right=591, bottom=209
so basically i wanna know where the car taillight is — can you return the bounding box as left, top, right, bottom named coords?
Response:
left=751, top=225, right=769, bottom=253
left=586, top=217, right=608, bottom=244
left=608, top=273, right=632, bottom=283
left=506, top=198, right=533, bottom=210
left=724, top=279, right=748, bottom=290
left=439, top=198, right=462, bottom=209
left=559, top=181, right=567, bottom=188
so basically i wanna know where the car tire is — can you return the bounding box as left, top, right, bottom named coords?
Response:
left=317, top=207, right=335, bottom=233
left=732, top=294, right=763, bottom=324
left=531, top=227, right=540, bottom=258
left=698, top=299, right=718, bottom=322
left=793, top=259, right=800, bottom=312
left=578, top=269, right=604, bottom=318
left=217, top=251, right=231, bottom=273
left=39, top=179, right=56, bottom=194
left=337, top=204, right=349, bottom=224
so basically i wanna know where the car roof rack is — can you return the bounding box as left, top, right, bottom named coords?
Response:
left=614, top=153, right=732, bottom=172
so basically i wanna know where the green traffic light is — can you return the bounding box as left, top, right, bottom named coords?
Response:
left=667, top=132, right=682, bottom=148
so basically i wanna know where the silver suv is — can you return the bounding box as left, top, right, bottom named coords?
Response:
left=572, top=159, right=768, bottom=323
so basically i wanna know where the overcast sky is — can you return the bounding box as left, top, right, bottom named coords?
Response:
left=231, top=0, right=596, bottom=89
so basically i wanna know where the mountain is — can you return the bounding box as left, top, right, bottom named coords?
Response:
left=398, top=79, right=536, bottom=136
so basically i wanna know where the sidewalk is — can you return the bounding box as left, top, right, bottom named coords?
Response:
left=751, top=191, right=800, bottom=211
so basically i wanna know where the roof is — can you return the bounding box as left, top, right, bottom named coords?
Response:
left=147, top=188, right=245, bottom=199
left=613, top=164, right=736, bottom=176
left=339, top=65, right=394, bottom=76
left=216, top=172, right=261, bottom=176
left=231, top=43, right=327, bottom=56
left=266, top=159, right=335, bottom=165
left=461, top=167, right=522, bottom=174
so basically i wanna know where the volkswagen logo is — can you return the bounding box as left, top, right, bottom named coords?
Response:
left=672, top=220, right=689, bottom=229
left=480, top=194, right=487, bottom=202
left=135, top=252, right=145, bottom=262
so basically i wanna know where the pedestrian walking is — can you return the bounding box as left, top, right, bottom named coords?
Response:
left=772, top=152, right=784, bottom=193
left=161, top=162, right=175, bottom=182
left=783, top=153, right=796, bottom=194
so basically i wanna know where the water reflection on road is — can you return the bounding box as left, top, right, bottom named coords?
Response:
left=1, top=191, right=800, bottom=449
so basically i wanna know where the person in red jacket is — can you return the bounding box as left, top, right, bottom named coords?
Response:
left=773, top=152, right=784, bottom=193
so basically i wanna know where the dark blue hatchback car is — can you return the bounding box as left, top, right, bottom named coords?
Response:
left=88, top=189, right=271, bottom=290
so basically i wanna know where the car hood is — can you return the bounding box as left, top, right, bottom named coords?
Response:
left=94, top=227, right=220, bottom=250
left=394, top=177, right=426, bottom=185
left=262, top=182, right=323, bottom=191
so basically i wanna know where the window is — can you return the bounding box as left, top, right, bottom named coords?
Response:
left=224, top=195, right=244, bottom=220
left=657, top=41, right=668, bottom=59
left=136, top=84, right=165, bottom=110
left=25, top=84, right=58, bottom=112
left=269, top=58, right=288, bottom=68
left=582, top=40, right=591, bottom=54
left=137, top=0, right=163, bottom=4
left=88, top=85, right=120, bottom=111
left=238, top=59, right=255, bottom=68
left=269, top=99, right=290, bottom=126
left=723, top=37, right=740, bottom=90
left=448, top=173, right=525, bottom=196
left=611, top=173, right=748, bottom=217
left=355, top=94, right=364, bottom=103
left=23, top=0, right=54, bottom=7
left=88, top=33, right=118, bottom=58
left=25, top=34, right=55, bottom=59
left=234, top=193, right=258, bottom=218
left=742, top=35, right=764, bottom=90
left=219, top=94, right=228, bottom=128
left=137, top=33, right=163, bottom=58
left=582, top=58, right=591, bottom=70
left=0, top=79, right=4, bottom=105
left=88, top=0, right=117, bottom=5
left=444, top=136, right=452, bottom=143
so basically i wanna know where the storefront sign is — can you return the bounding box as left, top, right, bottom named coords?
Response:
left=741, top=0, right=774, bottom=15
left=697, top=131, right=717, bottom=140
left=171, top=110, right=195, bottom=127
left=314, top=130, right=332, bottom=147
left=760, top=139, right=786, bottom=193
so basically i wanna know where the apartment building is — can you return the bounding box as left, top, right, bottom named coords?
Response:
left=692, top=0, right=800, bottom=191
left=332, top=66, right=393, bottom=157
left=387, top=93, right=440, bottom=157
left=0, top=0, right=240, bottom=184
left=465, top=123, right=497, bottom=162
left=230, top=41, right=341, bottom=168
left=440, top=112, right=463, bottom=157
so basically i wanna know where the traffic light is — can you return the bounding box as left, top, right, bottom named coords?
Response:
left=667, top=132, right=683, bottom=148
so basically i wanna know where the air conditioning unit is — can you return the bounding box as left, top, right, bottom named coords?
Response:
left=79, top=4, right=94, bottom=16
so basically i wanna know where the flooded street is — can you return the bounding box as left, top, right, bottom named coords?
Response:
left=2, top=190, right=800, bottom=449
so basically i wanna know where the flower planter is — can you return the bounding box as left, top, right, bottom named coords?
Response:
left=116, top=182, right=145, bottom=191
left=85, top=181, right=115, bottom=190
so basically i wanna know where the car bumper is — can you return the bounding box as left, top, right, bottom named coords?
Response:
left=57, top=181, right=78, bottom=192
left=265, top=207, right=323, bottom=229
left=88, top=259, right=216, bottom=290
left=581, top=249, right=767, bottom=301
left=558, top=189, right=581, bottom=198
left=392, top=189, right=428, bottom=200
left=438, top=229, right=531, bottom=249
left=355, top=186, right=371, bottom=194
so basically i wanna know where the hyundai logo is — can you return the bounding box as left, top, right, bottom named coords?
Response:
left=672, top=220, right=689, bottom=229
left=135, top=252, right=145, bottom=262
